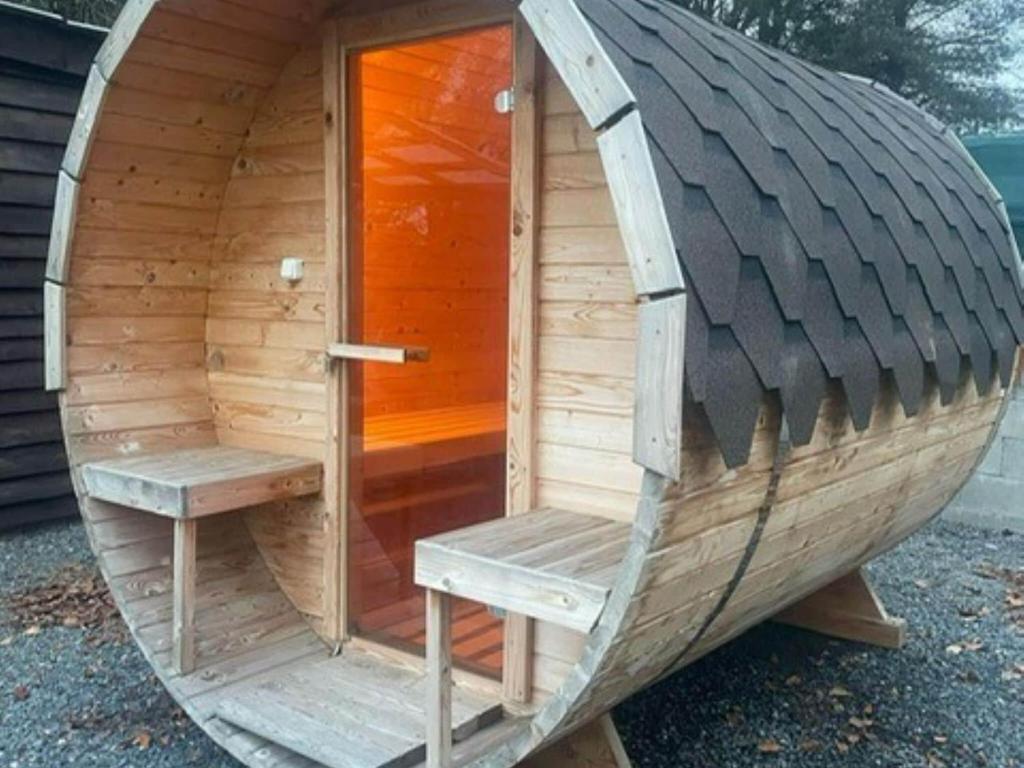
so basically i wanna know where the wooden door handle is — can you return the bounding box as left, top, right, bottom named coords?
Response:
left=326, top=343, right=430, bottom=364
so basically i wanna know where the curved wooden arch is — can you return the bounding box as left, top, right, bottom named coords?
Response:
left=42, top=2, right=1019, bottom=767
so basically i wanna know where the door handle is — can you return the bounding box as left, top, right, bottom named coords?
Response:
left=326, top=343, right=430, bottom=364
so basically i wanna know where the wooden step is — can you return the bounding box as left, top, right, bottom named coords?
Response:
left=215, top=647, right=503, bottom=768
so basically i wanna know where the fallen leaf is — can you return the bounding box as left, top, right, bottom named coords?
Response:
left=24, top=626, right=40, bottom=637
left=133, top=730, right=152, bottom=750
left=836, top=740, right=850, bottom=754
left=927, top=751, right=947, bottom=767
left=785, top=674, right=802, bottom=687
left=0, top=636, right=12, bottom=646
left=1000, top=664, right=1024, bottom=681
left=757, top=738, right=783, bottom=754
left=13, top=685, right=29, bottom=701
left=914, top=579, right=931, bottom=589
left=799, top=738, right=822, bottom=753
left=830, top=685, right=853, bottom=698
left=946, top=639, right=984, bottom=655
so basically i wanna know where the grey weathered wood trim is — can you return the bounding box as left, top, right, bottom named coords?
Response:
left=596, top=109, right=684, bottom=297
left=94, top=0, right=159, bottom=81
left=61, top=64, right=109, bottom=180
left=416, top=540, right=613, bottom=634
left=517, top=0, right=635, bottom=130
left=633, top=295, right=686, bottom=481
left=515, top=1, right=687, bottom=480
left=45, top=170, right=79, bottom=284
left=43, top=280, right=66, bottom=392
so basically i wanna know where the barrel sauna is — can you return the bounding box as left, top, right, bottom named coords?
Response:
left=43, top=0, right=1024, bottom=766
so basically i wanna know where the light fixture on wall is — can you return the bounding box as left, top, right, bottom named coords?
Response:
left=280, top=257, right=304, bottom=284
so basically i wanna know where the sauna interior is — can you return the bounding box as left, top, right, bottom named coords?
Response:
left=49, top=0, right=1024, bottom=766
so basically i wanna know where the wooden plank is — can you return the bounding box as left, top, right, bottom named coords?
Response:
left=335, top=0, right=513, bottom=48
left=172, top=518, right=197, bottom=675
left=0, top=8, right=99, bottom=77
left=214, top=648, right=502, bottom=768
left=95, top=0, right=159, bottom=81
left=0, top=105, right=74, bottom=144
left=426, top=589, right=453, bottom=768
left=633, top=295, right=685, bottom=480
left=773, top=567, right=907, bottom=649
left=518, top=0, right=635, bottom=130
left=322, top=18, right=347, bottom=645
left=43, top=281, right=65, bottom=391
left=596, top=110, right=683, bottom=297
left=0, top=73, right=83, bottom=115
left=82, top=446, right=323, bottom=518
left=522, top=714, right=632, bottom=768
left=45, top=171, right=79, bottom=284
left=62, top=65, right=109, bottom=180
left=504, top=14, right=542, bottom=707
left=416, top=510, right=627, bottom=633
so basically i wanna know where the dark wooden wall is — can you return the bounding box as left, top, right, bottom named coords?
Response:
left=0, top=4, right=103, bottom=529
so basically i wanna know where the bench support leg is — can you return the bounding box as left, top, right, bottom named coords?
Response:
left=172, top=518, right=197, bottom=675
left=774, top=567, right=907, bottom=649
left=521, top=715, right=632, bottom=768
left=426, top=588, right=452, bottom=768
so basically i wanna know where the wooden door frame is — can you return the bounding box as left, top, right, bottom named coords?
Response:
left=321, top=2, right=539, bottom=701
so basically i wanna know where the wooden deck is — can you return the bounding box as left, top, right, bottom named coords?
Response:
left=216, top=648, right=503, bottom=768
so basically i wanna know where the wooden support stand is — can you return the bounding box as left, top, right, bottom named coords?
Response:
left=521, top=715, right=632, bottom=768
left=426, top=588, right=453, bottom=768
left=172, top=518, right=197, bottom=675
left=774, top=567, right=907, bottom=650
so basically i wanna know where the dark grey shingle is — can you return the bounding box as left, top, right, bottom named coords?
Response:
left=576, top=0, right=1024, bottom=467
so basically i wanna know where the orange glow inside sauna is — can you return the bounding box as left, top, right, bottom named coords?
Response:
left=346, top=25, right=513, bottom=675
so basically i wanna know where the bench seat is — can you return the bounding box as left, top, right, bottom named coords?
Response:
left=82, top=446, right=322, bottom=519
left=81, top=446, right=322, bottom=676
left=415, top=509, right=631, bottom=635
left=414, top=509, right=631, bottom=766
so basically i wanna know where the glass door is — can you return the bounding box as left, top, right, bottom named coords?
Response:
left=345, top=24, right=513, bottom=676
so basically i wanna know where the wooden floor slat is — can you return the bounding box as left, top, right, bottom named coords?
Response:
left=215, top=648, right=503, bottom=768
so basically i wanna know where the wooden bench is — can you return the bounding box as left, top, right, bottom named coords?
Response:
left=82, top=446, right=322, bottom=675
left=414, top=509, right=632, bottom=767
left=361, top=401, right=506, bottom=481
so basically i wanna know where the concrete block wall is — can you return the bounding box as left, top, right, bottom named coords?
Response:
left=945, top=382, right=1024, bottom=532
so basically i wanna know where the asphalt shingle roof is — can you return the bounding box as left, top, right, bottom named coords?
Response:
left=578, top=0, right=1024, bottom=467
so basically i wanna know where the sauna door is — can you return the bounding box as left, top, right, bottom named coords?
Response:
left=344, top=25, right=513, bottom=675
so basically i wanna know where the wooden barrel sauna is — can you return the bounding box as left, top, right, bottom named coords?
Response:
left=43, top=0, right=1024, bottom=766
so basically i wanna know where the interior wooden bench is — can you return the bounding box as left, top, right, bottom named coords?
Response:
left=81, top=445, right=322, bottom=675
left=414, top=508, right=632, bottom=767
left=361, top=401, right=506, bottom=481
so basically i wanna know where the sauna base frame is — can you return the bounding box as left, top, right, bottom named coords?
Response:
left=522, top=716, right=632, bottom=768
left=773, top=567, right=907, bottom=650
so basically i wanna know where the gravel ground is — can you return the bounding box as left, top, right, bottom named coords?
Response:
left=1, top=517, right=1022, bottom=768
